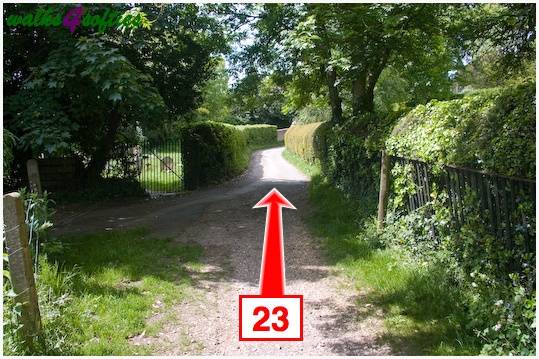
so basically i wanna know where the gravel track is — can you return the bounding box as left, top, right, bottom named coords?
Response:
left=55, top=147, right=392, bottom=355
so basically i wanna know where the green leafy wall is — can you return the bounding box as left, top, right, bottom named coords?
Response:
left=387, top=80, right=536, bottom=179
left=181, top=122, right=248, bottom=189
left=236, top=124, right=277, bottom=147
left=283, top=122, right=327, bottom=164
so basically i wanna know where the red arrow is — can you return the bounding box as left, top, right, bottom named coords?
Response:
left=253, top=188, right=296, bottom=297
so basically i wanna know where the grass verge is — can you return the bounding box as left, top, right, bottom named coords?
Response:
left=308, top=177, right=480, bottom=354
left=284, top=149, right=480, bottom=355
left=3, top=228, right=202, bottom=355
left=282, top=149, right=320, bottom=177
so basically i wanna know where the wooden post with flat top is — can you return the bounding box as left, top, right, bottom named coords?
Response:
left=3, top=192, right=41, bottom=344
left=377, top=150, right=390, bottom=231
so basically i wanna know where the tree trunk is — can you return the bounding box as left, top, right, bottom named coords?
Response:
left=325, top=66, right=343, bottom=123
left=316, top=16, right=343, bottom=124
left=84, top=109, right=122, bottom=182
left=352, top=72, right=374, bottom=116
left=351, top=49, right=391, bottom=117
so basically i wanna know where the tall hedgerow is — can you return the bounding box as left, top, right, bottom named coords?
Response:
left=236, top=124, right=277, bottom=147
left=181, top=122, right=248, bottom=189
left=387, top=80, right=536, bottom=179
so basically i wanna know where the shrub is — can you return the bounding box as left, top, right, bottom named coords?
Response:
left=285, top=119, right=381, bottom=198
left=387, top=80, right=536, bottom=179
left=321, top=120, right=381, bottom=198
left=181, top=121, right=248, bottom=190
left=284, top=122, right=327, bottom=164
left=236, top=124, right=277, bottom=147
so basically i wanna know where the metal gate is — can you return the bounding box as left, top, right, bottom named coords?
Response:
left=103, top=139, right=183, bottom=195
left=137, top=140, right=183, bottom=194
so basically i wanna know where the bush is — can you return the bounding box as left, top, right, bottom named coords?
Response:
left=387, top=80, right=536, bottom=179
left=284, top=122, right=327, bottom=164
left=285, top=119, right=381, bottom=198
left=181, top=121, right=248, bottom=190
left=321, top=121, right=381, bottom=198
left=236, top=124, right=277, bottom=147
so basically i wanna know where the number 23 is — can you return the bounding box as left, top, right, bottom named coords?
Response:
left=253, top=306, right=289, bottom=332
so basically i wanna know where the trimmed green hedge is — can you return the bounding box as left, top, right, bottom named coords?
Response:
left=237, top=124, right=277, bottom=147
left=284, top=122, right=327, bottom=164
left=181, top=122, right=248, bottom=190
left=387, top=80, right=536, bottom=179
left=284, top=121, right=378, bottom=197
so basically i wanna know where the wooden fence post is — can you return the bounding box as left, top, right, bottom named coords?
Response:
left=3, top=192, right=41, bottom=343
left=26, top=159, right=42, bottom=196
left=377, top=150, right=390, bottom=231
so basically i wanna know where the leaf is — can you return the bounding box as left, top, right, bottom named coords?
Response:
left=102, top=80, right=112, bottom=91
left=38, top=221, right=53, bottom=231
left=108, top=92, right=123, bottom=102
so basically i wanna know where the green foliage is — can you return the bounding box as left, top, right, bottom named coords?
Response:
left=374, top=67, right=412, bottom=116
left=231, top=73, right=293, bottom=128
left=112, top=3, right=230, bottom=119
left=454, top=44, right=536, bottom=89
left=6, top=89, right=79, bottom=156
left=452, top=4, right=536, bottom=72
left=307, top=152, right=533, bottom=355
left=181, top=122, right=248, bottom=189
left=320, top=116, right=387, bottom=198
left=6, top=36, right=165, bottom=159
left=384, top=158, right=536, bottom=355
left=387, top=80, right=536, bottom=178
left=292, top=100, right=331, bottom=124
left=476, top=281, right=536, bottom=355
left=285, top=119, right=381, bottom=198
left=245, top=3, right=456, bottom=123
left=236, top=124, right=277, bottom=147
left=195, top=58, right=232, bottom=122
left=4, top=3, right=230, bottom=185
left=381, top=78, right=537, bottom=356
left=19, top=189, right=55, bottom=273
left=287, top=77, right=536, bottom=355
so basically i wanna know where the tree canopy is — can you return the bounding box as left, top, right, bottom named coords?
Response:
left=3, top=2, right=535, bottom=183
left=4, top=3, right=230, bottom=179
left=233, top=3, right=535, bottom=127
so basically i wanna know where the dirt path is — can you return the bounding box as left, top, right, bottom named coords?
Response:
left=55, top=147, right=392, bottom=355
